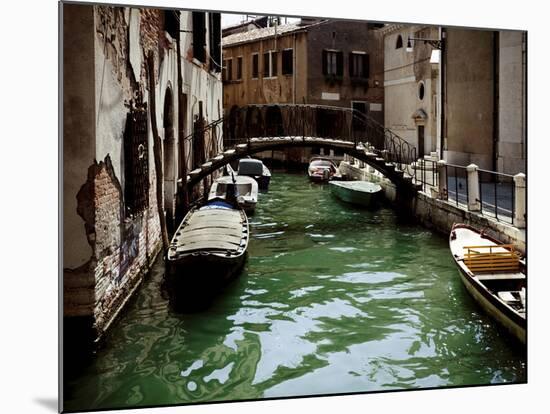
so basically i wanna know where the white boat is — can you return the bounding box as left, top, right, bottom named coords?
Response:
left=449, top=223, right=526, bottom=344
left=237, top=158, right=271, bottom=191
left=329, top=181, right=382, bottom=207
left=208, top=175, right=258, bottom=213
left=307, top=157, right=342, bottom=182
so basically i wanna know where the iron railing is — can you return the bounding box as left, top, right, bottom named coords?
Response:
left=477, top=169, right=515, bottom=224
left=179, top=104, right=418, bottom=177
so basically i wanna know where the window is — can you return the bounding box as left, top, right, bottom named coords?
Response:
left=349, top=52, right=369, bottom=78
left=263, top=52, right=270, bottom=77
left=124, top=104, right=149, bottom=217
left=236, top=56, right=242, bottom=80
left=418, top=81, right=425, bottom=100
left=271, top=51, right=278, bottom=77
left=226, top=59, right=233, bottom=81
left=282, top=49, right=293, bottom=75
left=208, top=13, right=221, bottom=73
left=263, top=51, right=277, bottom=78
left=251, top=54, right=259, bottom=78
left=192, top=12, right=206, bottom=62
left=395, top=34, right=403, bottom=49
left=322, top=50, right=343, bottom=77
left=164, top=10, right=179, bottom=40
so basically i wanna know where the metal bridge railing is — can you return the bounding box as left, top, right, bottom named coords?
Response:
left=179, top=103, right=418, bottom=183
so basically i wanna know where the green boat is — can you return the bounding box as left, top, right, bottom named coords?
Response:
left=329, top=181, right=382, bottom=207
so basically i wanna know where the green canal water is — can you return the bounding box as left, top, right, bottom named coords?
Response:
left=64, top=172, right=526, bottom=411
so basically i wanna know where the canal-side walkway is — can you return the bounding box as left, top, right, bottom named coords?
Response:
left=339, top=161, right=526, bottom=254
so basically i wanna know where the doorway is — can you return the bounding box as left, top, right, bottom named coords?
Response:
left=417, top=125, right=425, bottom=159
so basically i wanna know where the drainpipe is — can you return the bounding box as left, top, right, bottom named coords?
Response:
left=492, top=31, right=500, bottom=173
left=293, top=33, right=297, bottom=104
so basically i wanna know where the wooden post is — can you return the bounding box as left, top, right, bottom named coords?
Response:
left=146, top=52, right=170, bottom=252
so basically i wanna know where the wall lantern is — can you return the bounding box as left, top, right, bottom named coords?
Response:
left=406, top=36, right=444, bottom=53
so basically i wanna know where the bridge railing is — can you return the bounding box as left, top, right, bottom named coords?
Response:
left=179, top=103, right=418, bottom=178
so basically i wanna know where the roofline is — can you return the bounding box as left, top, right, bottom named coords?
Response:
left=222, top=20, right=329, bottom=48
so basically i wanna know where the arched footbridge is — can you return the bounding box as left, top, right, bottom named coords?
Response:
left=181, top=104, right=422, bottom=194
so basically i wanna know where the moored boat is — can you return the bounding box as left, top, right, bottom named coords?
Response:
left=237, top=158, right=271, bottom=191
left=449, top=223, right=526, bottom=344
left=166, top=199, right=249, bottom=306
left=329, top=180, right=382, bottom=207
left=307, top=157, right=341, bottom=182
left=208, top=174, right=258, bottom=213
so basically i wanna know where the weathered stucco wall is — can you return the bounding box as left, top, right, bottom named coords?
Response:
left=383, top=25, right=439, bottom=157
left=222, top=31, right=308, bottom=108
left=498, top=31, right=526, bottom=174
left=445, top=29, right=494, bottom=169
left=306, top=21, right=384, bottom=123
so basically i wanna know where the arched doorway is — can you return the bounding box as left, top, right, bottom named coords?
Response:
left=163, top=87, right=175, bottom=235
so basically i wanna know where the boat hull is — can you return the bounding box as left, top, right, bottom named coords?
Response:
left=166, top=205, right=249, bottom=308
left=330, top=182, right=380, bottom=207
left=456, top=264, right=526, bottom=344
left=449, top=223, right=526, bottom=344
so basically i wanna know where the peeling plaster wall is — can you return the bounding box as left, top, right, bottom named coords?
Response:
left=63, top=5, right=222, bottom=341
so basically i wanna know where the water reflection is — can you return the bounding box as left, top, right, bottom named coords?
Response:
left=64, top=172, right=526, bottom=411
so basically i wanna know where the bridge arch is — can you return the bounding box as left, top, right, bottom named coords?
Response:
left=182, top=104, right=420, bottom=195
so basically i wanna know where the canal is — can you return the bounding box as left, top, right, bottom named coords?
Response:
left=64, top=172, right=526, bottom=411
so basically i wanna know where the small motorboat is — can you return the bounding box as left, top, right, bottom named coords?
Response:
left=166, top=199, right=249, bottom=305
left=237, top=158, right=271, bottom=191
left=449, top=223, right=526, bottom=344
left=329, top=180, right=382, bottom=207
left=307, top=157, right=341, bottom=182
left=208, top=174, right=258, bottom=214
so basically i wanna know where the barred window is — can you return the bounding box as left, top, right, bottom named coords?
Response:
left=123, top=104, right=149, bottom=216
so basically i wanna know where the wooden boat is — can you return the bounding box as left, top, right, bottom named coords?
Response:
left=329, top=180, right=382, bottom=207
left=208, top=174, right=258, bottom=213
left=449, top=223, right=526, bottom=344
left=237, top=158, right=271, bottom=191
left=307, top=157, right=341, bottom=182
left=166, top=199, right=249, bottom=303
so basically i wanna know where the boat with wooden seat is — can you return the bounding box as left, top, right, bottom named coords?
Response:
left=449, top=223, right=526, bottom=344
left=166, top=199, right=249, bottom=305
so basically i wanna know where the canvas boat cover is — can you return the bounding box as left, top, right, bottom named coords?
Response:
left=170, top=208, right=247, bottom=255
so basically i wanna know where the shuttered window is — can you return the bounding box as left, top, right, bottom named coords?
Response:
left=349, top=52, right=370, bottom=78
left=252, top=54, right=259, bottom=78
left=282, top=49, right=293, bottom=75
left=322, top=50, right=343, bottom=77
left=192, top=12, right=206, bottom=62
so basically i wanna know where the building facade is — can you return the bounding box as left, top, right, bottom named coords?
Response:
left=63, top=4, right=223, bottom=344
left=383, top=24, right=526, bottom=174
left=221, top=19, right=385, bottom=162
